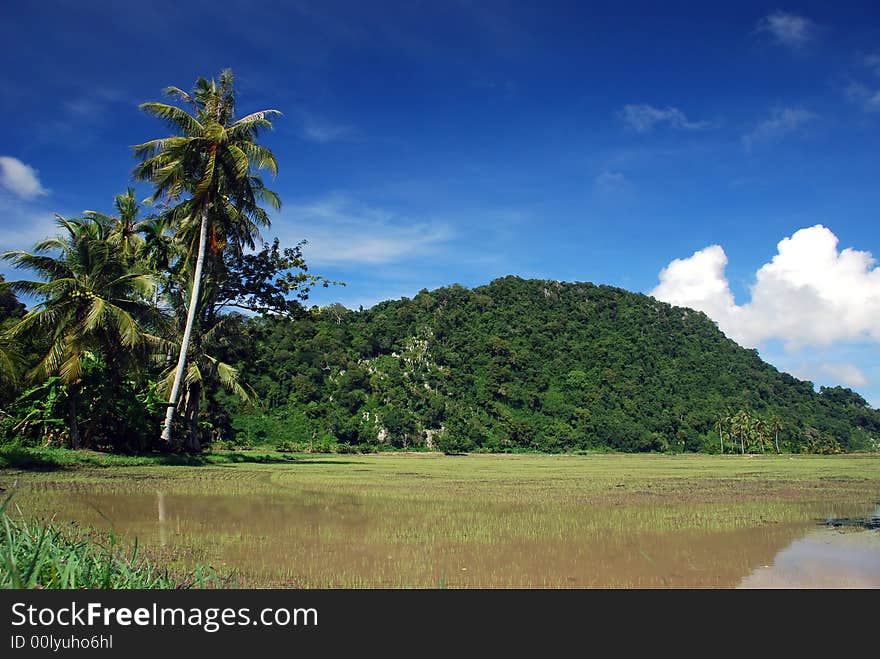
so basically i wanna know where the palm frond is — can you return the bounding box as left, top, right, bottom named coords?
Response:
left=138, top=102, right=203, bottom=137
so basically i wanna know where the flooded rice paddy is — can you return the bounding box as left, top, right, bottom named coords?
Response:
left=3, top=453, right=879, bottom=588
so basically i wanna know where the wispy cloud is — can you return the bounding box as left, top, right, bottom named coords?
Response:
left=593, top=169, right=630, bottom=195
left=32, top=87, right=134, bottom=148
left=275, top=195, right=453, bottom=265
left=0, top=194, right=61, bottom=288
left=845, top=81, right=880, bottom=112
left=742, top=108, right=815, bottom=150
left=618, top=104, right=710, bottom=133
left=300, top=114, right=354, bottom=143
left=864, top=54, right=880, bottom=76
left=756, top=11, right=816, bottom=51
left=0, top=157, right=48, bottom=199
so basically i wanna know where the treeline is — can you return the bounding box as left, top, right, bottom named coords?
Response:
left=222, top=277, right=880, bottom=454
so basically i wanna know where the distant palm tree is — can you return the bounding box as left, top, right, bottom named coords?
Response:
left=753, top=417, right=767, bottom=454
left=730, top=409, right=748, bottom=455
left=768, top=414, right=782, bottom=454
left=133, top=69, right=281, bottom=446
left=2, top=217, right=157, bottom=447
left=714, top=416, right=725, bottom=454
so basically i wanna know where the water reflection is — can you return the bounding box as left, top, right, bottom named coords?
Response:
left=13, top=484, right=880, bottom=588
left=157, top=491, right=167, bottom=546
left=738, top=528, right=880, bottom=588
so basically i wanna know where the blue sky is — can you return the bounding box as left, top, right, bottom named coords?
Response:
left=1, top=1, right=879, bottom=406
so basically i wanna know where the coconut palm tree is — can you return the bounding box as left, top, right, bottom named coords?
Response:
left=768, top=414, right=782, bottom=454
left=730, top=409, right=748, bottom=455
left=137, top=214, right=179, bottom=310
left=155, top=314, right=253, bottom=452
left=133, top=69, right=281, bottom=446
left=1, top=216, right=157, bottom=447
left=84, top=189, right=149, bottom=266
left=753, top=416, right=767, bottom=454
left=714, top=416, right=725, bottom=454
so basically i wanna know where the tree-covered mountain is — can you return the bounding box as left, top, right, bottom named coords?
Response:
left=225, top=276, right=880, bottom=453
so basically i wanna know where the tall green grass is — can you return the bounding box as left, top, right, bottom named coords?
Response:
left=0, top=494, right=220, bottom=589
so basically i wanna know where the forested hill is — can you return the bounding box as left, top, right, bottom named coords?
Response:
left=227, top=276, right=879, bottom=453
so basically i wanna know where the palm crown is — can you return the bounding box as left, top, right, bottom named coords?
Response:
left=132, top=70, right=281, bottom=262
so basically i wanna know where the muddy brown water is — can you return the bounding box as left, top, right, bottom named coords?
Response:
left=10, top=485, right=879, bottom=588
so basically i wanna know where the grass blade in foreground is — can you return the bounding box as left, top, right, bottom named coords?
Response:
left=0, top=494, right=222, bottom=589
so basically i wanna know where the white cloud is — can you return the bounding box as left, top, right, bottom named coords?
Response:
left=276, top=195, right=453, bottom=265
left=813, top=363, right=869, bottom=388
left=593, top=169, right=629, bottom=194
left=651, top=244, right=738, bottom=326
left=651, top=225, right=880, bottom=351
left=743, top=108, right=814, bottom=150
left=0, top=157, right=48, bottom=199
left=300, top=115, right=353, bottom=142
left=756, top=11, right=815, bottom=50
left=618, top=104, right=710, bottom=133
left=865, top=54, right=880, bottom=76
left=845, top=82, right=880, bottom=112
left=651, top=226, right=880, bottom=393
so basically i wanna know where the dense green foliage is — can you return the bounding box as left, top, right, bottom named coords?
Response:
left=0, top=72, right=876, bottom=457
left=0, top=495, right=218, bottom=588
left=225, top=277, right=880, bottom=454
left=0, top=71, right=321, bottom=454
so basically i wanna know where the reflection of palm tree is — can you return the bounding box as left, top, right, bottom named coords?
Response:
left=157, top=490, right=168, bottom=546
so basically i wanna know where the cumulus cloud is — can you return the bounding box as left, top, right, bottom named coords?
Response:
left=743, top=108, right=814, bottom=150
left=618, top=104, right=710, bottom=133
left=276, top=195, right=453, bottom=265
left=651, top=244, right=739, bottom=327
left=651, top=225, right=880, bottom=350
left=756, top=11, right=815, bottom=50
left=0, top=157, right=48, bottom=199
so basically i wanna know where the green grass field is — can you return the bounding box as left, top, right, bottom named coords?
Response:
left=2, top=450, right=879, bottom=588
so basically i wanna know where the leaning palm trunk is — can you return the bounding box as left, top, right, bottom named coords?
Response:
left=161, top=207, right=209, bottom=444
left=775, top=430, right=779, bottom=454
